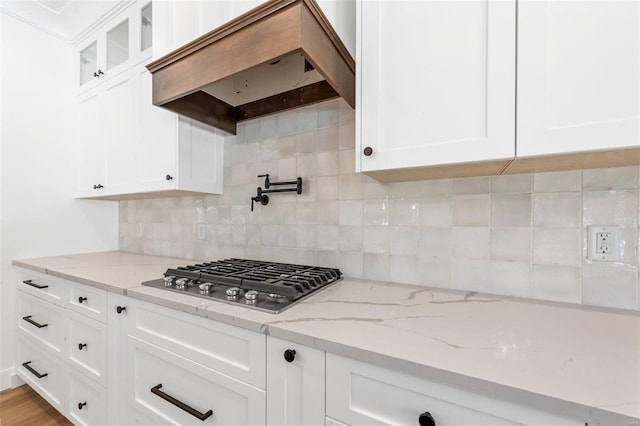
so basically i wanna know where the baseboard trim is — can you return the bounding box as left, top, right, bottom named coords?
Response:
left=0, top=367, right=23, bottom=391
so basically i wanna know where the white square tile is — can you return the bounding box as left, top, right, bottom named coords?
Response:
left=338, top=121, right=355, bottom=150
left=491, top=194, right=532, bottom=227
left=533, top=228, right=582, bottom=266
left=583, top=166, right=638, bottom=190
left=317, top=151, right=339, bottom=176
left=317, top=250, right=339, bottom=268
left=260, top=115, right=278, bottom=140
left=296, top=154, right=317, bottom=177
left=338, top=174, right=364, bottom=200
left=490, top=261, right=532, bottom=297
left=452, top=227, right=490, bottom=261
left=278, top=157, right=297, bottom=180
left=363, top=226, right=389, bottom=254
left=533, top=170, right=582, bottom=193
left=339, top=226, right=363, bottom=250
left=338, top=251, right=363, bottom=278
left=389, top=255, right=420, bottom=285
left=533, top=192, right=581, bottom=227
left=453, top=177, right=490, bottom=194
left=316, top=176, right=339, bottom=202
left=295, top=131, right=317, bottom=155
left=338, top=149, right=356, bottom=174
left=245, top=119, right=261, bottom=143
left=583, top=190, right=638, bottom=227
left=363, top=177, right=389, bottom=199
left=276, top=135, right=297, bottom=158
left=453, top=195, right=490, bottom=227
left=296, top=202, right=317, bottom=224
left=296, top=225, right=317, bottom=249
left=317, top=200, right=339, bottom=225
left=532, top=265, right=581, bottom=303
left=389, top=226, right=420, bottom=256
left=364, top=199, right=389, bottom=226
left=339, top=201, right=363, bottom=226
left=389, top=199, right=420, bottom=226
left=317, top=126, right=339, bottom=152
left=491, top=228, right=532, bottom=263
left=420, top=196, right=452, bottom=228
left=317, top=225, right=339, bottom=250
left=418, top=261, right=451, bottom=288
left=451, top=260, right=490, bottom=292
left=363, top=254, right=390, bottom=282
left=388, top=181, right=421, bottom=199
left=277, top=202, right=297, bottom=224
left=260, top=225, right=278, bottom=246
left=318, top=99, right=340, bottom=127
left=582, top=265, right=639, bottom=310
left=278, top=225, right=297, bottom=247
left=420, top=179, right=452, bottom=196
left=297, top=107, right=318, bottom=132
left=296, top=249, right=318, bottom=266
left=419, top=228, right=452, bottom=262
left=491, top=174, right=532, bottom=193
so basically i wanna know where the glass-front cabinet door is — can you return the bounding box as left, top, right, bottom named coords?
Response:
left=79, top=41, right=98, bottom=86
left=140, top=2, right=152, bottom=53
left=106, top=19, right=130, bottom=71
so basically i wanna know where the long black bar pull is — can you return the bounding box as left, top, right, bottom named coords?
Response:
left=250, top=174, right=303, bottom=211
left=150, top=384, right=213, bottom=421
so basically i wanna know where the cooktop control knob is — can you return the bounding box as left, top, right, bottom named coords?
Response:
left=199, top=283, right=212, bottom=294
left=226, top=287, right=241, bottom=297
left=245, top=290, right=259, bottom=301
left=163, top=276, right=175, bottom=287
left=175, top=278, right=188, bottom=289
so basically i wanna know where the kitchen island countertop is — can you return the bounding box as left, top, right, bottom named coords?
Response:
left=14, top=251, right=640, bottom=423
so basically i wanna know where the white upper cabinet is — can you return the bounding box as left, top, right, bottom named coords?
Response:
left=517, top=0, right=640, bottom=157
left=356, top=0, right=516, bottom=174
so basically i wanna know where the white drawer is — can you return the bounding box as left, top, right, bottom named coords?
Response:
left=326, top=354, right=578, bottom=426
left=68, top=312, right=108, bottom=386
left=127, top=336, right=266, bottom=426
left=67, top=370, right=107, bottom=426
left=17, top=269, right=67, bottom=306
left=17, top=291, right=67, bottom=357
left=68, top=282, right=108, bottom=323
left=127, top=299, right=266, bottom=389
left=16, top=334, right=67, bottom=414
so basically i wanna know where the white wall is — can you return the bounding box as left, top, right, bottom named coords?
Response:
left=0, top=13, right=119, bottom=390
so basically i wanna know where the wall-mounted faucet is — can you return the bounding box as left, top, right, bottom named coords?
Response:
left=250, top=174, right=302, bottom=211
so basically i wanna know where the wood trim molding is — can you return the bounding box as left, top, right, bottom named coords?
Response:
left=147, top=0, right=355, bottom=134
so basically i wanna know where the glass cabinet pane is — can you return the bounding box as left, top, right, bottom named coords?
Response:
left=79, top=41, right=97, bottom=85
left=107, top=19, right=129, bottom=70
left=141, top=3, right=152, bottom=52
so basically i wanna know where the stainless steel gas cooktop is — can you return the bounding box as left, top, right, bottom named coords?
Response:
left=142, top=258, right=342, bottom=313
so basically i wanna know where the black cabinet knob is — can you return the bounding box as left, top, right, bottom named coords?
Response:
left=78, top=296, right=87, bottom=304
left=93, top=69, right=104, bottom=77
left=363, top=146, right=373, bottom=156
left=93, top=184, right=103, bottom=189
left=78, top=402, right=87, bottom=410
left=166, top=174, right=173, bottom=181
left=78, top=343, right=87, bottom=350
left=116, top=306, right=126, bottom=314
left=283, top=349, right=296, bottom=363
left=418, top=411, right=435, bottom=426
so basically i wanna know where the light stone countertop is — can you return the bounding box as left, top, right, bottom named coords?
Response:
left=13, top=251, right=640, bottom=423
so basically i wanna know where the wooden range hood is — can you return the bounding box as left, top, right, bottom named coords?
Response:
left=146, top=0, right=355, bottom=135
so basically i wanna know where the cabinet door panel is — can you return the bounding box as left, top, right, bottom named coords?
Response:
left=68, top=312, right=108, bottom=386
left=518, top=1, right=640, bottom=156
left=17, top=291, right=67, bottom=357
left=103, top=71, right=136, bottom=190
left=77, top=90, right=104, bottom=193
left=266, top=337, right=325, bottom=426
left=358, top=0, right=515, bottom=171
left=67, top=370, right=107, bottom=426
left=137, top=67, right=176, bottom=188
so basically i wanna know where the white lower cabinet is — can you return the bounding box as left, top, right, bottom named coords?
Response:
left=122, top=298, right=266, bottom=425
left=16, top=291, right=67, bottom=357
left=326, top=354, right=580, bottom=426
left=68, top=312, right=108, bottom=386
left=266, top=336, right=325, bottom=426
left=16, top=334, right=67, bottom=414
left=126, top=336, right=265, bottom=425
left=67, top=369, right=108, bottom=426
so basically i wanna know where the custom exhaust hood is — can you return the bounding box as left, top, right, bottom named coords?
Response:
left=146, top=0, right=355, bottom=135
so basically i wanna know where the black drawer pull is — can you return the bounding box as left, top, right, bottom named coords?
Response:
left=22, top=361, right=48, bottom=379
left=22, top=280, right=48, bottom=289
left=78, top=297, right=87, bottom=304
left=116, top=306, right=126, bottom=314
left=150, top=384, right=213, bottom=421
left=419, top=411, right=436, bottom=426
left=22, top=315, right=48, bottom=328
left=78, top=343, right=87, bottom=350
left=78, top=402, right=87, bottom=410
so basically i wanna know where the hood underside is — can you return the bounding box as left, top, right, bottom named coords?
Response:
left=146, top=0, right=355, bottom=135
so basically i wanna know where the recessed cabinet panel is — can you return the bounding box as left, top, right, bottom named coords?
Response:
left=68, top=370, right=108, bottom=426
left=17, top=291, right=67, bottom=357
left=77, top=91, right=104, bottom=193
left=517, top=1, right=640, bottom=156
left=140, top=3, right=153, bottom=52
left=357, top=0, right=515, bottom=173
left=127, top=336, right=266, bottom=426
left=17, top=271, right=67, bottom=307
left=68, top=312, right=108, bottom=386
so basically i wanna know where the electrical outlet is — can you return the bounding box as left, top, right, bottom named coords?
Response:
left=196, top=223, right=206, bottom=240
left=588, top=226, right=619, bottom=261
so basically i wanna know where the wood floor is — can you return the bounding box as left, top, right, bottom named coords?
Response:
left=0, top=384, right=72, bottom=426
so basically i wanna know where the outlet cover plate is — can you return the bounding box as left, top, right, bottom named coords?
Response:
left=588, top=225, right=620, bottom=261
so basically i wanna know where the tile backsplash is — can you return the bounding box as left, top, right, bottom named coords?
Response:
left=120, top=99, right=640, bottom=311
